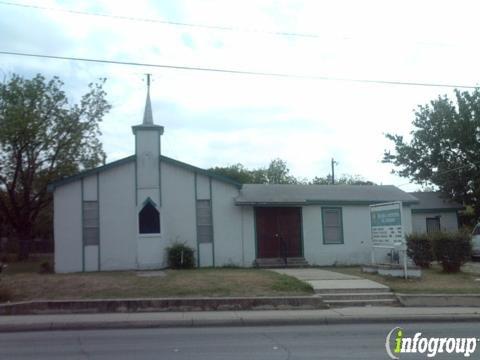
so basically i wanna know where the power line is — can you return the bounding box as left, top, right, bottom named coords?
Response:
left=1, top=1, right=465, bottom=50
left=0, top=0, right=323, bottom=39
left=1, top=50, right=478, bottom=89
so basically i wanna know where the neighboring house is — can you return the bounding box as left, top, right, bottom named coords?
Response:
left=409, top=192, right=464, bottom=234
left=50, top=90, right=419, bottom=273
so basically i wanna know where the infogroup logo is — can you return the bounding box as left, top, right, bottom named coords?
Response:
left=385, top=327, right=478, bottom=359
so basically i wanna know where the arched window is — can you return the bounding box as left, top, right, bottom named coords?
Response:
left=139, top=198, right=160, bottom=234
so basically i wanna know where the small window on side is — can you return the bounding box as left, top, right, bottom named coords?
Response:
left=196, top=200, right=213, bottom=243
left=83, top=201, right=99, bottom=245
left=322, top=207, right=343, bottom=244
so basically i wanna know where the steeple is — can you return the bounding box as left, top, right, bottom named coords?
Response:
left=143, top=74, right=154, bottom=125
left=132, top=74, right=164, bottom=210
left=132, top=74, right=164, bottom=134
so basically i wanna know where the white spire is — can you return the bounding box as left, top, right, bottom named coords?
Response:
left=143, top=74, right=153, bottom=125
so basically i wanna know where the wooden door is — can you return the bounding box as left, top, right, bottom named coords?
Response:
left=277, top=207, right=301, bottom=257
left=256, top=207, right=302, bottom=258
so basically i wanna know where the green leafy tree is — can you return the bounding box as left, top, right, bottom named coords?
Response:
left=310, top=174, right=375, bottom=185
left=0, top=74, right=111, bottom=259
left=262, top=158, right=298, bottom=184
left=208, top=163, right=254, bottom=184
left=209, top=158, right=298, bottom=184
left=383, top=89, right=480, bottom=219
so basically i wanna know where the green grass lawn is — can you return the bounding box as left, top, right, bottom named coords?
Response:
left=328, top=264, right=480, bottom=294
left=0, top=260, right=313, bottom=302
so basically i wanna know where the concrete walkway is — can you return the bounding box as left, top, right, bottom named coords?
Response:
left=1, top=307, right=480, bottom=332
left=271, top=268, right=389, bottom=292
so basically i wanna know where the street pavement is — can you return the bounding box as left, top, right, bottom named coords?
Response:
left=1, top=322, right=479, bottom=359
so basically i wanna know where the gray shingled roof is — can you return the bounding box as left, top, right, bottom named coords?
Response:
left=409, top=192, right=464, bottom=210
left=235, top=184, right=419, bottom=205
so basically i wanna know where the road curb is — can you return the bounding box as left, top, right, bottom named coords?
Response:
left=2, top=314, right=480, bottom=333
left=0, top=296, right=327, bottom=315
left=396, top=293, right=480, bottom=307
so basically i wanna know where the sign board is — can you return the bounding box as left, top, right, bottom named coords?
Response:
left=370, top=202, right=404, bottom=246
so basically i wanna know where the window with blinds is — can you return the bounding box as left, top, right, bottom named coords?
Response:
left=196, top=200, right=213, bottom=243
left=426, top=217, right=441, bottom=233
left=83, top=201, right=99, bottom=245
left=322, top=207, right=343, bottom=244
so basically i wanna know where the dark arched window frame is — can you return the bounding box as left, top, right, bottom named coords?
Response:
left=139, top=198, right=160, bottom=234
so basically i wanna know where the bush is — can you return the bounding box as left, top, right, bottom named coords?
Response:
left=432, top=231, right=471, bottom=273
left=407, top=233, right=434, bottom=268
left=166, top=243, right=195, bottom=269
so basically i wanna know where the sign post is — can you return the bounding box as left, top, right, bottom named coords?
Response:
left=370, top=201, right=408, bottom=279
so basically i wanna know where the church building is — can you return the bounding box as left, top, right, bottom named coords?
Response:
left=50, top=87, right=421, bottom=273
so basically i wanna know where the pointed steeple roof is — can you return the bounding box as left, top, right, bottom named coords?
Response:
left=132, top=74, right=164, bottom=135
left=143, top=87, right=154, bottom=125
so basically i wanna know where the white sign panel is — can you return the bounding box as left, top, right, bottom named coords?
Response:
left=370, top=202, right=404, bottom=246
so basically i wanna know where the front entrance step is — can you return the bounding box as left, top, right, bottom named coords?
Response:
left=314, top=287, right=391, bottom=294
left=325, top=298, right=400, bottom=307
left=254, top=257, right=309, bottom=268
left=315, top=291, right=400, bottom=307
left=318, top=292, right=396, bottom=301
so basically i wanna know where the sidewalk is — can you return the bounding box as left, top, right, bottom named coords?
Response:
left=271, top=268, right=389, bottom=292
left=1, top=307, right=480, bottom=332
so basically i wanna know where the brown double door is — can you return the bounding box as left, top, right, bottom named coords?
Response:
left=255, top=207, right=302, bottom=258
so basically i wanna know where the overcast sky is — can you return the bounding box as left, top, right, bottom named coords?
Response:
left=1, top=0, right=480, bottom=190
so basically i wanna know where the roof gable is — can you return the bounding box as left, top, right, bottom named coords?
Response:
left=409, top=191, right=464, bottom=211
left=48, top=155, right=242, bottom=191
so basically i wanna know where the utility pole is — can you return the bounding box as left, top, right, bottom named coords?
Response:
left=331, top=158, right=338, bottom=184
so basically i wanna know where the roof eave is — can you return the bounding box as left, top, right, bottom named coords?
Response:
left=412, top=207, right=465, bottom=213
left=48, top=155, right=137, bottom=192
left=160, top=155, right=242, bottom=189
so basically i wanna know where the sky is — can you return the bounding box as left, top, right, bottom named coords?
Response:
left=1, top=0, right=480, bottom=191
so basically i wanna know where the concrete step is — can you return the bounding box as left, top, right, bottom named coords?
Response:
left=318, top=292, right=396, bottom=301
left=255, top=258, right=309, bottom=268
left=314, top=287, right=391, bottom=294
left=326, top=298, right=400, bottom=307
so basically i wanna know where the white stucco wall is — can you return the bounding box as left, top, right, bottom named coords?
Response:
left=196, top=174, right=210, bottom=200
left=412, top=211, right=459, bottom=233
left=199, top=243, right=213, bottom=267
left=84, top=245, right=99, bottom=271
left=302, top=205, right=373, bottom=266
left=273, top=203, right=413, bottom=266
left=82, top=175, right=98, bottom=201
left=211, top=180, right=244, bottom=267
left=241, top=206, right=256, bottom=266
left=161, top=161, right=197, bottom=262
left=99, top=162, right=137, bottom=271
left=54, top=181, right=82, bottom=273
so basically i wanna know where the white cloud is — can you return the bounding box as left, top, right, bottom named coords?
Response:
left=1, top=0, right=479, bottom=191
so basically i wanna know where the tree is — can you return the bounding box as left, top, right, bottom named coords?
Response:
left=210, top=158, right=373, bottom=186
left=209, top=158, right=298, bottom=184
left=262, top=158, right=298, bottom=184
left=383, top=88, right=480, bottom=219
left=0, top=74, right=111, bottom=259
left=310, top=174, right=375, bottom=185
left=208, top=163, right=254, bottom=184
